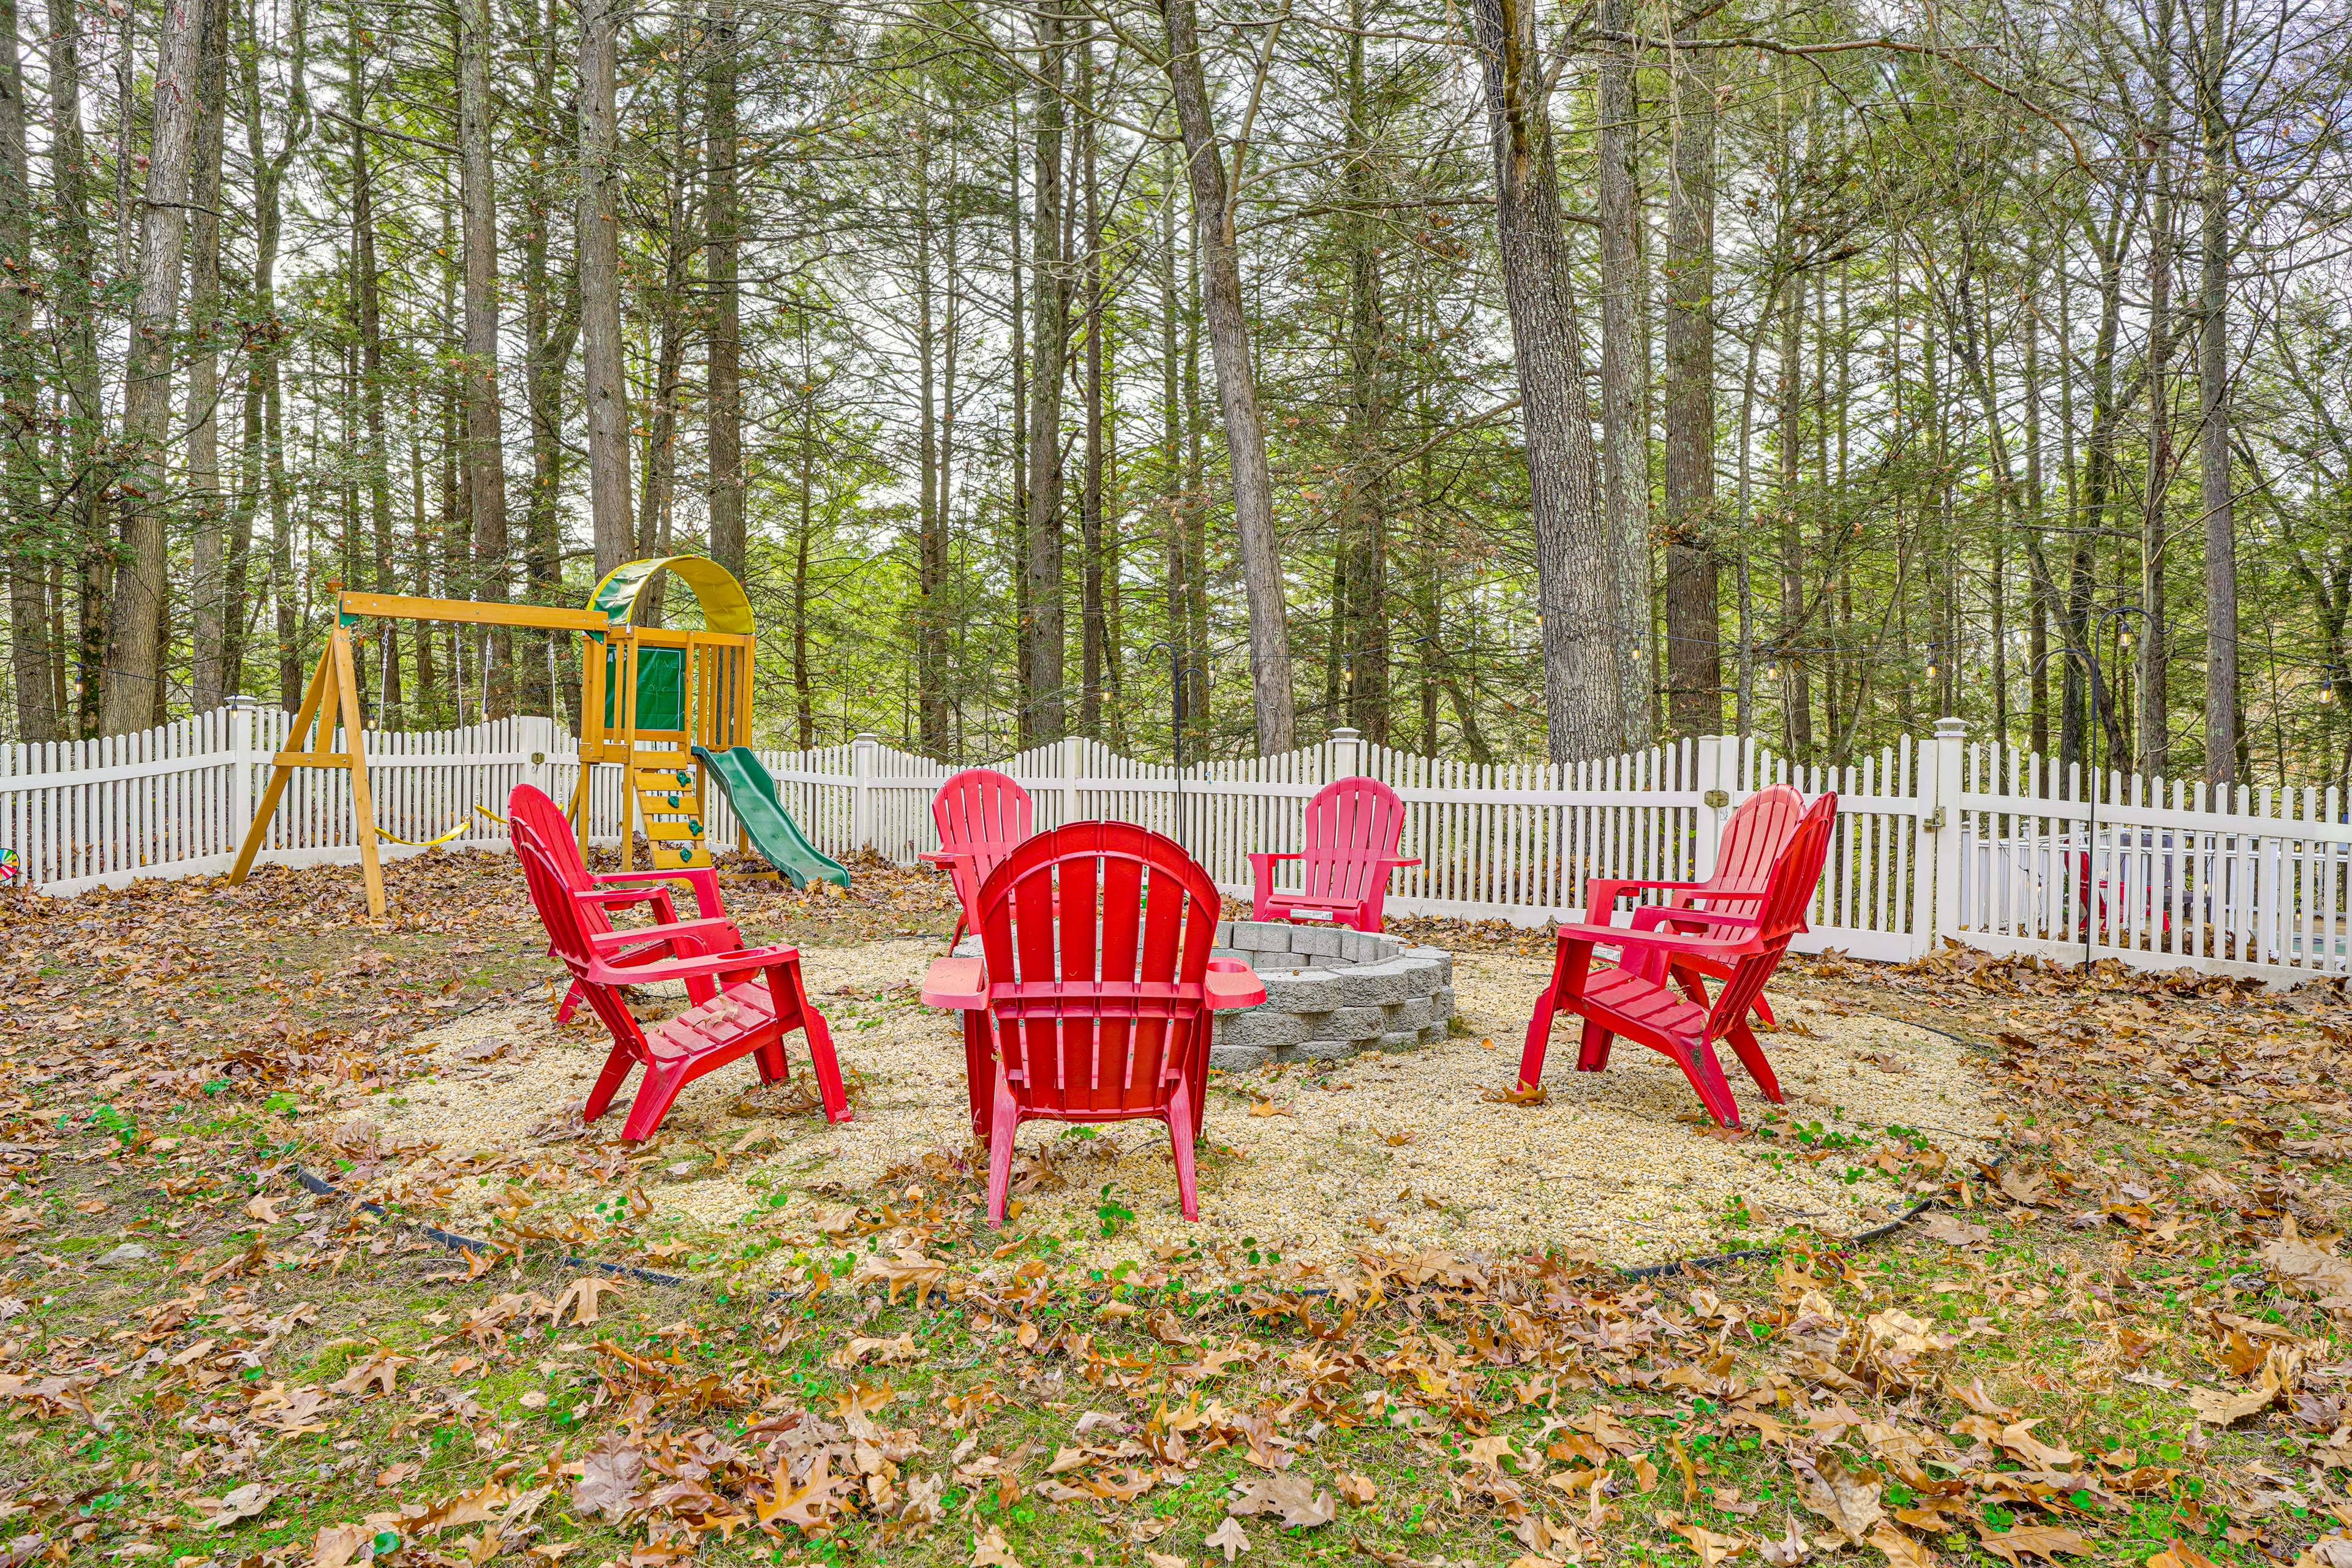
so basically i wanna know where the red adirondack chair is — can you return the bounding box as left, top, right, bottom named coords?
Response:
left=1250, top=775, right=1420, bottom=933
left=505, top=785, right=745, bottom=1025
left=920, top=822, right=1265, bottom=1226
left=1581, top=783, right=1808, bottom=1028
left=924, top=769, right=1036, bottom=947
left=511, top=790, right=850, bottom=1140
left=1518, top=794, right=1837, bottom=1128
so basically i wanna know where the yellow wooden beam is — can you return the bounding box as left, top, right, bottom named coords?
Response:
left=336, top=592, right=609, bottom=633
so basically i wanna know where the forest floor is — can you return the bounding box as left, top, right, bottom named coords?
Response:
left=6, top=848, right=2350, bottom=1568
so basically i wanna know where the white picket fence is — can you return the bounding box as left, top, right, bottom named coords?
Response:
left=4, top=704, right=2346, bottom=983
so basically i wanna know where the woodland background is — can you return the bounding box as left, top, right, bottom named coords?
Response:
left=3, top=0, right=2351, bottom=786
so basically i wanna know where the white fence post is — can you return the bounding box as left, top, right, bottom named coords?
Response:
left=1924, top=715, right=1966, bottom=949
left=1692, top=734, right=1728, bottom=881
left=1331, top=727, right=1362, bottom=778
left=227, top=697, right=258, bottom=861
left=1063, top=734, right=1084, bottom=824
left=852, top=733, right=879, bottom=851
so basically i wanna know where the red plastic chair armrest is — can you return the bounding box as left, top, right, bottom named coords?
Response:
left=584, top=942, right=801, bottom=987
left=918, top=850, right=968, bottom=868
left=1554, top=919, right=1758, bottom=963
left=1626, top=905, right=1760, bottom=936
left=595, top=866, right=725, bottom=921
left=1204, top=959, right=1265, bottom=1010
left=921, top=956, right=987, bottom=1009
left=586, top=916, right=737, bottom=951
left=1250, top=851, right=1303, bottom=868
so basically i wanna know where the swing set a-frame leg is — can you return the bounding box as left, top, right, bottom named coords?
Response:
left=225, top=624, right=386, bottom=918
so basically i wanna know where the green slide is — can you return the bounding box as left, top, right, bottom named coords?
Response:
left=693, top=745, right=853, bottom=891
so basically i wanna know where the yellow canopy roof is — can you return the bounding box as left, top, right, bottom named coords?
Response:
left=588, top=556, right=755, bottom=637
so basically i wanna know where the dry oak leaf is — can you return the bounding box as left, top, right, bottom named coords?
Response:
left=329, top=1353, right=409, bottom=1398
left=971, top=1528, right=1026, bottom=1568
left=552, top=1275, right=622, bottom=1327
left=1204, top=1517, right=1251, bottom=1563
left=1973, top=1525, right=2094, bottom=1566
left=2291, top=1535, right=2352, bottom=1568
left=311, top=1523, right=373, bottom=1568
left=1336, top=1474, right=1379, bottom=1506
left=1483, top=1082, right=1550, bottom=1106
left=244, top=1194, right=282, bottom=1224
left=1759, top=1516, right=1813, bottom=1567
left=571, top=1440, right=643, bottom=1524
left=1145, top=1555, right=1189, bottom=1568
left=2258, top=1229, right=2352, bottom=1308
left=1791, top=1459, right=1882, bottom=1548
left=1671, top=1519, right=1750, bottom=1567
left=2148, top=1539, right=2222, bottom=1568
left=1227, top=1474, right=1335, bottom=1529
left=1870, top=1525, right=1939, bottom=1568
left=202, top=1483, right=277, bottom=1531
left=760, top=1449, right=853, bottom=1531
left=1917, top=1213, right=1988, bottom=1246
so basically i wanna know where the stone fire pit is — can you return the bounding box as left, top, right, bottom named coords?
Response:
left=949, top=918, right=1458, bottom=1072
left=1205, top=919, right=1456, bottom=1071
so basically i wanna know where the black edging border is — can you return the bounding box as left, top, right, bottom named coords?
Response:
left=287, top=1006, right=2003, bottom=1296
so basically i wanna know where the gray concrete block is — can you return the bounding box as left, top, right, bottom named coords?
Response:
left=1376, top=1030, right=1422, bottom=1053
left=952, top=934, right=982, bottom=959
left=1287, top=1038, right=1358, bottom=1063
left=1210, top=1043, right=1272, bottom=1072
left=1218, top=1009, right=1307, bottom=1051
left=1335, top=959, right=1419, bottom=1006
left=1215, top=921, right=1233, bottom=947
left=1292, top=925, right=1344, bottom=957
left=1428, top=984, right=1455, bottom=1020
left=1231, top=923, right=1292, bottom=953
left=1261, top=968, right=1343, bottom=1011
left=1323, top=1005, right=1387, bottom=1039
left=1419, top=1020, right=1449, bottom=1046
left=1385, top=995, right=1434, bottom=1031
left=1338, top=932, right=1371, bottom=962
left=1403, top=946, right=1453, bottom=984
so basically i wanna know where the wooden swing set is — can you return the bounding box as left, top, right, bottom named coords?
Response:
left=226, top=556, right=760, bottom=916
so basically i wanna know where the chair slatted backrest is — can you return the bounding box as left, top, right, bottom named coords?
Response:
left=1299, top=776, right=1407, bottom=905
left=1691, top=783, right=1806, bottom=940
left=974, top=822, right=1221, bottom=1120
left=932, top=769, right=1035, bottom=919
left=508, top=785, right=624, bottom=943
left=509, top=792, right=649, bottom=1055
left=1706, top=794, right=1838, bottom=1033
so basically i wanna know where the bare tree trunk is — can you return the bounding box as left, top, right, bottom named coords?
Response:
left=1339, top=0, right=1387, bottom=744
left=184, top=0, right=228, bottom=712
left=458, top=0, right=510, bottom=696
left=1023, top=0, right=1068, bottom=744
left=1466, top=0, right=1621, bottom=763
left=1079, top=27, right=1106, bottom=741
left=1596, top=0, right=1649, bottom=747
left=350, top=64, right=401, bottom=716
left=46, top=0, right=105, bottom=736
left=1661, top=39, right=1718, bottom=738
left=522, top=2, right=578, bottom=723
left=1158, top=0, right=1295, bottom=753
left=2139, top=0, right=2175, bottom=778
left=578, top=0, right=632, bottom=579
left=99, top=0, right=211, bottom=733
left=1, top=0, right=55, bottom=739
left=2196, top=0, right=2236, bottom=788
left=911, top=68, right=948, bottom=754
left=704, top=0, right=744, bottom=582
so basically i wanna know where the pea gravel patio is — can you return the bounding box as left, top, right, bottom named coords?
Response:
left=363, top=937, right=1998, bottom=1274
